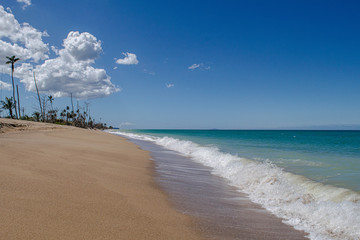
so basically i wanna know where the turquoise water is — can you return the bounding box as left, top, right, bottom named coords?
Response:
left=127, top=130, right=360, bottom=192
left=111, top=129, right=360, bottom=239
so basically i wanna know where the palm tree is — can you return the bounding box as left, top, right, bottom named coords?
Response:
left=48, top=95, right=54, bottom=110
left=1, top=97, right=15, bottom=118
left=47, top=95, right=55, bottom=122
left=6, top=56, right=20, bottom=119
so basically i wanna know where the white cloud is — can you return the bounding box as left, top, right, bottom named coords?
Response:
left=0, top=5, right=120, bottom=99
left=63, top=31, right=102, bottom=62
left=113, top=66, right=118, bottom=70
left=16, top=31, right=120, bottom=99
left=188, top=63, right=211, bottom=70
left=17, top=0, right=31, bottom=9
left=188, top=63, right=200, bottom=70
left=116, top=52, right=139, bottom=65
left=0, top=5, right=49, bottom=63
left=166, top=83, right=174, bottom=88
left=0, top=80, right=11, bottom=90
left=51, top=46, right=59, bottom=55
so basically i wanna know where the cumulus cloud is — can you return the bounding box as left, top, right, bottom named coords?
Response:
left=0, top=80, right=11, bottom=90
left=17, top=31, right=120, bottom=99
left=63, top=31, right=102, bottom=62
left=0, top=5, right=121, bottom=99
left=188, top=63, right=211, bottom=70
left=17, top=0, right=32, bottom=9
left=0, top=6, right=49, bottom=63
left=116, top=52, right=138, bottom=65
left=166, top=83, right=174, bottom=88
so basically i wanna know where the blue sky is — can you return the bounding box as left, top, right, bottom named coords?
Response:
left=1, top=0, right=360, bottom=129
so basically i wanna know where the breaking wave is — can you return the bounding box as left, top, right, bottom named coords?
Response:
left=110, top=131, right=360, bottom=240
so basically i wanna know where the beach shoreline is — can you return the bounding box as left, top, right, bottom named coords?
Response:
left=112, top=129, right=360, bottom=240
left=0, top=118, right=204, bottom=240
left=122, top=136, right=307, bottom=240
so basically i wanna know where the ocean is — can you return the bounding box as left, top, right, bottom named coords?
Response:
left=109, top=130, right=360, bottom=240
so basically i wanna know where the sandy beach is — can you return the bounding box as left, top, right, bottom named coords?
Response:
left=0, top=118, right=204, bottom=240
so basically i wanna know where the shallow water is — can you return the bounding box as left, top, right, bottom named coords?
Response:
left=126, top=130, right=360, bottom=192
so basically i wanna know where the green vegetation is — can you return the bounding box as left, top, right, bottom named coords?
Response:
left=1, top=97, right=15, bottom=119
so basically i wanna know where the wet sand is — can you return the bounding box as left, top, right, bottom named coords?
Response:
left=128, top=137, right=307, bottom=240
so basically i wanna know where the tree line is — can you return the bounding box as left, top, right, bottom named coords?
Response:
left=1, top=56, right=112, bottom=130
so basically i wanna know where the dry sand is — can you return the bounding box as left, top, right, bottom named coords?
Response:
left=0, top=118, right=204, bottom=240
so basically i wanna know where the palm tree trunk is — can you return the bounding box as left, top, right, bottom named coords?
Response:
left=16, top=85, right=21, bottom=119
left=11, top=66, right=18, bottom=119
left=9, top=107, right=13, bottom=119
left=33, top=72, right=43, bottom=119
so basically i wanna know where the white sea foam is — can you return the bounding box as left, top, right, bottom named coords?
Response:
left=110, top=131, right=360, bottom=240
